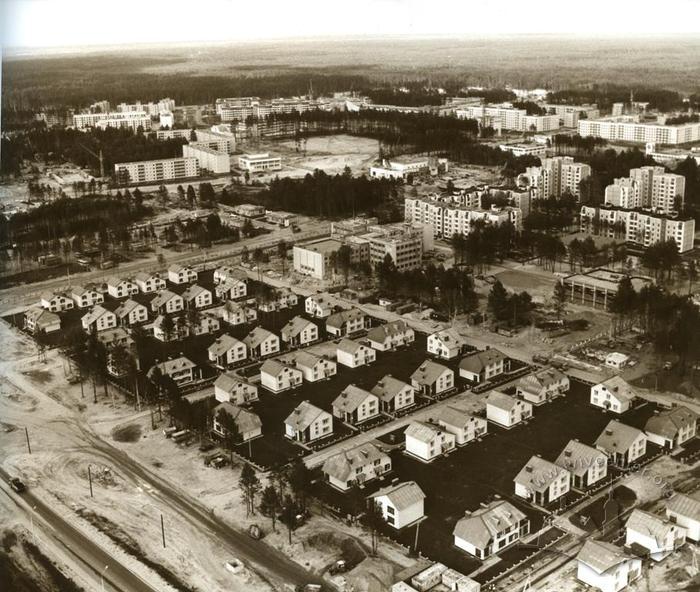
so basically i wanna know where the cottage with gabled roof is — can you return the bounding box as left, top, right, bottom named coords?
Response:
left=372, top=375, right=415, bottom=414
left=182, top=284, right=213, bottom=309
left=190, top=313, right=220, bottom=336
left=97, top=327, right=133, bottom=350
left=214, top=372, right=259, bottom=405
left=595, top=420, right=647, bottom=468
left=212, top=402, right=262, bottom=442
left=106, top=276, right=139, bottom=299
left=221, top=301, right=257, bottom=326
left=367, top=320, right=415, bottom=351
left=332, top=385, right=380, bottom=425
left=370, top=481, right=425, bottom=529
left=625, top=508, right=686, bottom=561
left=516, top=367, right=570, bottom=405
left=555, top=439, right=608, bottom=489
left=24, top=307, right=61, bottom=334
left=168, top=264, right=198, bottom=285
left=411, top=359, right=454, bottom=397
left=666, top=492, right=700, bottom=542
left=213, top=265, right=248, bottom=285
left=260, top=359, right=302, bottom=393
left=208, top=334, right=247, bottom=368
left=486, top=390, right=532, bottom=428
left=215, top=277, right=248, bottom=301
left=427, top=328, right=468, bottom=360
left=453, top=500, right=530, bottom=559
left=150, top=289, right=184, bottom=314
left=322, top=442, right=391, bottom=491
left=514, top=455, right=571, bottom=505
left=134, top=271, right=166, bottom=293
left=40, top=292, right=74, bottom=312
left=284, top=401, right=333, bottom=443
left=71, top=285, right=104, bottom=309
left=438, top=405, right=487, bottom=446
left=404, top=421, right=455, bottom=462
left=459, top=348, right=507, bottom=383
left=149, top=356, right=197, bottom=385
left=243, top=327, right=280, bottom=359
left=590, top=376, right=638, bottom=413
left=259, top=287, right=298, bottom=312
left=114, top=298, right=148, bottom=326
left=645, top=406, right=698, bottom=450
left=336, top=338, right=376, bottom=368
left=152, top=314, right=189, bottom=342
left=305, top=293, right=334, bottom=318
left=81, top=305, right=117, bottom=332
left=293, top=351, right=337, bottom=382
left=576, top=540, right=641, bottom=592
left=281, top=316, right=318, bottom=347
left=326, top=308, right=366, bottom=337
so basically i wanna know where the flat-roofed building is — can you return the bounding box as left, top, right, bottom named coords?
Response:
left=238, top=153, right=282, bottom=173
left=293, top=239, right=343, bottom=280
left=563, top=268, right=653, bottom=309
left=182, top=144, right=231, bottom=174
left=578, top=117, right=700, bottom=145
left=114, top=157, right=199, bottom=185
left=73, top=111, right=151, bottom=131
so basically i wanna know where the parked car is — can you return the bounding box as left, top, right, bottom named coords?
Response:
left=10, top=478, right=26, bottom=493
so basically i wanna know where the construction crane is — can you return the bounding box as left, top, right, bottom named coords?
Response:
left=78, top=143, right=105, bottom=178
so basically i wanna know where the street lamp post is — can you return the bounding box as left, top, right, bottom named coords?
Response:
left=101, top=565, right=109, bottom=592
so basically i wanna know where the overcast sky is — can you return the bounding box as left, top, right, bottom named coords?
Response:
left=3, top=0, right=700, bottom=49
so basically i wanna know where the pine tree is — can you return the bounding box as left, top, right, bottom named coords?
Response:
left=259, top=485, right=280, bottom=532
left=239, top=463, right=261, bottom=516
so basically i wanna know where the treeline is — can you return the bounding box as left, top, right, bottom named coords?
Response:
left=546, top=85, right=697, bottom=111
left=512, top=101, right=546, bottom=115
left=1, top=124, right=187, bottom=178
left=365, top=88, right=445, bottom=107
left=578, top=148, right=657, bottom=205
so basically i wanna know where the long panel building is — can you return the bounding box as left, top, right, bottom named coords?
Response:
left=114, top=157, right=200, bottom=185
left=182, top=144, right=231, bottom=174
left=73, top=111, right=152, bottom=131
left=578, top=117, right=700, bottom=145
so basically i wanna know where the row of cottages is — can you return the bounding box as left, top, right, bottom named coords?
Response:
left=106, top=277, right=139, bottom=299
left=284, top=401, right=333, bottom=443
left=427, top=328, right=469, bottom=360
left=260, top=359, right=303, bottom=393
left=40, top=292, right=74, bottom=312
left=168, top=264, right=198, bottom=285
left=438, top=405, right=487, bottom=446
left=590, top=376, right=638, bottom=413
left=208, top=334, right=247, bottom=369
left=149, top=356, right=198, bottom=386
left=459, top=348, right=507, bottom=384
left=243, top=327, right=280, bottom=359
left=305, top=293, right=335, bottom=318
left=516, top=368, right=570, bottom=405
left=371, top=375, right=415, bottom=414
left=326, top=308, right=367, bottom=337
left=214, top=372, right=259, bottom=405
left=24, top=307, right=61, bottom=334
left=514, top=455, right=571, bottom=506
left=114, top=299, right=148, bottom=326
left=367, top=320, right=415, bottom=351
left=644, top=406, right=698, bottom=450
left=332, top=385, right=380, bottom=425
left=214, top=277, right=248, bottom=301
left=221, top=301, right=258, bottom=326
left=152, top=313, right=220, bottom=342
left=410, top=360, right=454, bottom=397
left=485, top=390, right=533, bottom=428
left=322, top=442, right=391, bottom=490
left=337, top=338, right=376, bottom=368
left=134, top=272, right=166, bottom=293
left=259, top=288, right=298, bottom=313
left=293, top=351, right=337, bottom=382
left=370, top=481, right=426, bottom=530
left=404, top=421, right=456, bottom=462
left=281, top=316, right=319, bottom=348
left=453, top=499, right=530, bottom=559
left=594, top=420, right=647, bottom=468
left=212, top=401, right=262, bottom=442
left=81, top=305, right=117, bottom=332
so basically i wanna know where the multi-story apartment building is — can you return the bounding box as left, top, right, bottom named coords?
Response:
left=578, top=117, right=700, bottom=145
left=605, top=178, right=641, bottom=209
left=544, top=104, right=600, bottom=128
left=117, top=98, right=175, bottom=116
left=182, top=144, right=231, bottom=174
left=524, top=156, right=591, bottom=200
left=652, top=172, right=686, bottom=213
left=114, top=157, right=199, bottom=185
left=73, top=111, right=151, bottom=131
left=629, top=165, right=664, bottom=208
left=456, top=104, right=561, bottom=133
left=580, top=205, right=695, bottom=253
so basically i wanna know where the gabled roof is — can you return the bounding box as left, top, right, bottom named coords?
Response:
left=182, top=284, right=210, bottom=300
left=208, top=334, right=244, bottom=356
left=486, top=390, right=523, bottom=412
left=134, top=271, right=161, bottom=282
left=168, top=263, right=192, bottom=273
left=25, top=307, right=59, bottom=325
left=645, top=406, right=699, bottom=440
left=514, top=455, right=568, bottom=492
left=371, top=375, right=412, bottom=402
left=326, top=308, right=364, bottom=329
left=322, top=442, right=388, bottom=481
left=518, top=367, right=567, bottom=393
left=410, top=359, right=451, bottom=385
left=152, top=356, right=196, bottom=375
left=216, top=277, right=246, bottom=293
left=214, top=372, right=252, bottom=393
left=260, top=359, right=297, bottom=377
left=41, top=291, right=70, bottom=302
left=333, top=385, right=376, bottom=413
left=367, top=320, right=411, bottom=343
left=294, top=351, right=331, bottom=371
left=72, top=284, right=98, bottom=297
left=96, top=327, right=132, bottom=346
left=282, top=315, right=315, bottom=337
left=453, top=500, right=527, bottom=549
left=555, top=439, right=607, bottom=477
left=243, top=327, right=277, bottom=349
left=214, top=402, right=261, bottom=434
left=595, top=375, right=638, bottom=403
left=115, top=298, right=144, bottom=318
left=459, top=349, right=506, bottom=374
left=106, top=276, right=134, bottom=288
left=595, top=420, right=645, bottom=453
left=337, top=338, right=367, bottom=355
left=285, top=401, right=328, bottom=431
left=439, top=405, right=482, bottom=429
left=666, top=492, right=700, bottom=522
left=430, top=328, right=467, bottom=349
left=82, top=305, right=113, bottom=326
left=371, top=481, right=425, bottom=510
left=151, top=289, right=181, bottom=308
left=577, top=540, right=635, bottom=574
left=626, top=509, right=676, bottom=545
left=404, top=421, right=444, bottom=444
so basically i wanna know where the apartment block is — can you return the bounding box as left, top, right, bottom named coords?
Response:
left=578, top=117, right=700, bottom=145
left=182, top=144, right=231, bottom=174
left=73, top=111, right=151, bottom=131
left=114, top=157, right=200, bottom=184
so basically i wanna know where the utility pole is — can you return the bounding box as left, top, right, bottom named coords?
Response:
left=88, top=465, right=94, bottom=498
left=25, top=427, right=32, bottom=454
left=413, top=520, right=421, bottom=553
left=161, top=514, right=166, bottom=548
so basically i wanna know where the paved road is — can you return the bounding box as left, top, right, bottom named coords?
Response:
left=0, top=468, right=159, bottom=592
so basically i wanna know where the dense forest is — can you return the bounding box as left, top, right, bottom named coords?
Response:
left=546, top=85, right=699, bottom=112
